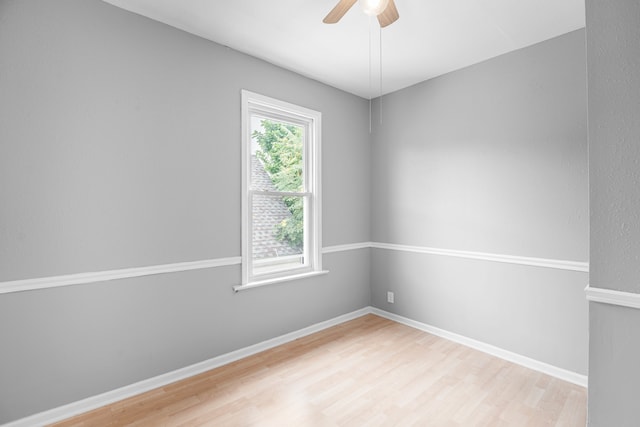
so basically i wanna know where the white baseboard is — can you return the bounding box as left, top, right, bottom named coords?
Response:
left=4, top=306, right=587, bottom=426
left=370, top=307, right=588, bottom=388
left=3, top=308, right=371, bottom=427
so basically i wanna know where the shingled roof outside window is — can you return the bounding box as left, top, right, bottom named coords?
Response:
left=251, top=154, right=303, bottom=260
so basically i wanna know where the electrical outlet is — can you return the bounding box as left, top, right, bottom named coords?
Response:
left=387, top=291, right=394, bottom=304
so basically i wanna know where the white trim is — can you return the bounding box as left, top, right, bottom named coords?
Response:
left=322, top=242, right=372, bottom=254
left=585, top=285, right=640, bottom=310
left=0, top=243, right=368, bottom=295
left=370, top=308, right=588, bottom=388
left=250, top=189, right=312, bottom=197
left=371, top=242, right=589, bottom=272
left=4, top=306, right=588, bottom=426
left=241, top=89, right=251, bottom=287
left=232, top=270, right=329, bottom=292
left=0, top=242, right=588, bottom=295
left=0, top=258, right=241, bottom=295
left=240, top=89, right=323, bottom=286
left=2, top=308, right=371, bottom=427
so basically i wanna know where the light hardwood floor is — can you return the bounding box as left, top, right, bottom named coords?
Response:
left=52, top=314, right=586, bottom=426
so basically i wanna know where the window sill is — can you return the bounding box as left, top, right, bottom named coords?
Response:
left=233, top=270, right=329, bottom=293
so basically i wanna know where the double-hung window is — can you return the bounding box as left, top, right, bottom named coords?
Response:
left=238, top=90, right=323, bottom=290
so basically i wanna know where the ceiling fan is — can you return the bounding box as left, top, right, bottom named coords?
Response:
left=323, top=0, right=399, bottom=28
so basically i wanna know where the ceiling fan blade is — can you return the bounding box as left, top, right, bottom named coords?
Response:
left=377, top=0, right=399, bottom=27
left=323, top=0, right=358, bottom=24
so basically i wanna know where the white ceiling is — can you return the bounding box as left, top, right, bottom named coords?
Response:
left=102, top=0, right=585, bottom=99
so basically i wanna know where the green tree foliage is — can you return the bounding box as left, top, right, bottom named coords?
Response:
left=253, top=120, right=304, bottom=248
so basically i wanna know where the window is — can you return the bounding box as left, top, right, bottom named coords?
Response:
left=239, top=90, right=324, bottom=289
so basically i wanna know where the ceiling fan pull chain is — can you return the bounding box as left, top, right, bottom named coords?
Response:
left=379, top=22, right=383, bottom=125
left=369, top=15, right=373, bottom=133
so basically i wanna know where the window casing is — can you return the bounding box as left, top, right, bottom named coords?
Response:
left=240, top=90, right=322, bottom=288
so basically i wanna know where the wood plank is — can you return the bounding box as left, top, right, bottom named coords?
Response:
left=51, top=314, right=586, bottom=426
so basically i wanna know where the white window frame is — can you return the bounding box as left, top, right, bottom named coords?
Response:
left=237, top=90, right=324, bottom=291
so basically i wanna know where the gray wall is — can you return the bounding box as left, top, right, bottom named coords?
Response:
left=0, top=0, right=371, bottom=423
left=0, top=1, right=593, bottom=424
left=370, top=30, right=589, bottom=374
left=586, top=0, right=640, bottom=425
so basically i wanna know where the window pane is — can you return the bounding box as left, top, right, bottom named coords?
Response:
left=241, top=91, right=321, bottom=287
left=250, top=118, right=304, bottom=192
left=252, top=193, right=305, bottom=276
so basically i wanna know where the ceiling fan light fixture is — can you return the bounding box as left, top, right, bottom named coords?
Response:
left=359, top=0, right=389, bottom=16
